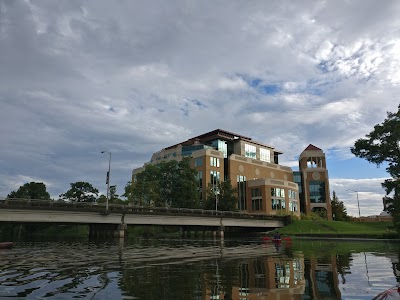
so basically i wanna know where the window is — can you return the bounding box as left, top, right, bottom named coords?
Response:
left=163, top=152, right=176, bottom=159
left=272, top=199, right=286, bottom=210
left=210, top=171, right=220, bottom=188
left=196, top=171, right=203, bottom=191
left=259, top=148, right=271, bottom=162
left=251, top=187, right=262, bottom=211
left=245, top=144, right=256, bottom=159
left=288, top=190, right=296, bottom=199
left=281, top=199, right=286, bottom=209
left=194, top=157, right=203, bottom=167
left=253, top=260, right=266, bottom=288
left=289, top=200, right=298, bottom=212
left=275, top=262, right=291, bottom=289
left=252, top=198, right=262, bottom=210
left=309, top=181, right=326, bottom=203
left=271, top=188, right=285, bottom=198
left=237, top=175, right=247, bottom=211
left=211, top=140, right=228, bottom=158
left=210, top=157, right=220, bottom=167
left=251, top=187, right=262, bottom=197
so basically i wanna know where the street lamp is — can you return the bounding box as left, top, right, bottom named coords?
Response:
left=101, top=151, right=111, bottom=212
left=214, top=187, right=220, bottom=212
left=346, top=189, right=360, bottom=218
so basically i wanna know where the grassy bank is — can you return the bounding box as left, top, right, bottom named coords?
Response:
left=277, top=220, right=397, bottom=239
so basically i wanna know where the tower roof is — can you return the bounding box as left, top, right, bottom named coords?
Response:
left=303, top=144, right=322, bottom=152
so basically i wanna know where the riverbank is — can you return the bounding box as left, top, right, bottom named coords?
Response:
left=276, top=220, right=397, bottom=239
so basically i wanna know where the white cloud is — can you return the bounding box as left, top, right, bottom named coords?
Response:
left=330, top=178, right=389, bottom=217
left=0, top=0, right=399, bottom=215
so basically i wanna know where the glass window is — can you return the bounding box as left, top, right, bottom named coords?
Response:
left=281, top=199, right=286, bottom=209
left=237, top=175, right=247, bottom=211
left=210, top=171, right=220, bottom=188
left=289, top=200, right=298, bottom=212
left=251, top=188, right=262, bottom=197
left=212, top=140, right=228, bottom=158
left=272, top=199, right=279, bottom=210
left=271, top=188, right=285, bottom=198
left=309, top=181, right=326, bottom=203
left=252, top=198, right=262, bottom=210
left=272, top=199, right=286, bottom=210
left=194, top=157, right=203, bottom=167
left=245, top=144, right=256, bottom=159
left=210, top=157, right=220, bottom=167
left=259, top=148, right=271, bottom=162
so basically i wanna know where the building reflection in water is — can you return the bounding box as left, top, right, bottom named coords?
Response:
left=203, top=252, right=341, bottom=300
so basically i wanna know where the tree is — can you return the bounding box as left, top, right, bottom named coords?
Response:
left=7, top=182, right=51, bottom=200
left=133, top=163, right=162, bottom=206
left=59, top=182, right=99, bottom=202
left=123, top=181, right=134, bottom=202
left=169, top=158, right=200, bottom=209
left=351, top=105, right=400, bottom=230
left=203, top=181, right=238, bottom=211
left=109, top=185, right=120, bottom=203
left=132, top=158, right=200, bottom=208
left=331, top=191, right=349, bottom=221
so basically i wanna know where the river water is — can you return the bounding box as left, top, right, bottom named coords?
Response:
left=1, top=237, right=400, bottom=299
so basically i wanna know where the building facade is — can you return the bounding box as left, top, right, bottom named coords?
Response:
left=132, top=129, right=332, bottom=219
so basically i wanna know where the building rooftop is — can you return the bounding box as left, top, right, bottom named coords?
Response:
left=303, top=144, right=322, bottom=152
left=165, top=128, right=281, bottom=153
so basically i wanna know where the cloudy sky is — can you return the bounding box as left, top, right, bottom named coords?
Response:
left=1, top=0, right=399, bottom=216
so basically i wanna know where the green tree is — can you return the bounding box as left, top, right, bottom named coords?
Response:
left=109, top=185, right=120, bottom=203
left=123, top=181, right=134, bottom=202
left=97, top=194, right=107, bottom=204
left=203, top=181, right=238, bottom=211
left=351, top=104, right=400, bottom=230
left=133, top=163, right=162, bottom=206
left=169, top=158, right=200, bottom=208
left=7, top=182, right=51, bottom=200
left=59, top=182, right=99, bottom=202
left=331, top=191, right=349, bottom=221
left=132, top=158, right=200, bottom=208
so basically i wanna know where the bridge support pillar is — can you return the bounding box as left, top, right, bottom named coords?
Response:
left=114, top=223, right=127, bottom=238
left=89, top=224, right=127, bottom=238
left=212, top=226, right=224, bottom=239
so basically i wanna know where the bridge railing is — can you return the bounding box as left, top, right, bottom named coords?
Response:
left=0, top=197, right=289, bottom=222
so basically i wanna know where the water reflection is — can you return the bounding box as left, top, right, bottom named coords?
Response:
left=0, top=238, right=400, bottom=299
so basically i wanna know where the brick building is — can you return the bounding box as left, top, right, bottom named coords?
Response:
left=132, top=129, right=332, bottom=220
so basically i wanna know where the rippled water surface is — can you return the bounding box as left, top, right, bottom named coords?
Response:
left=1, top=238, right=400, bottom=299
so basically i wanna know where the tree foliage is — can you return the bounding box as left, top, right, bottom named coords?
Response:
left=123, top=181, right=134, bottom=202
left=59, top=181, right=99, bottom=202
left=351, top=105, right=400, bottom=230
left=203, top=181, right=238, bottom=211
left=331, top=191, right=349, bottom=221
left=132, top=158, right=200, bottom=208
left=97, top=185, right=125, bottom=204
left=7, top=182, right=51, bottom=200
left=351, top=104, right=400, bottom=197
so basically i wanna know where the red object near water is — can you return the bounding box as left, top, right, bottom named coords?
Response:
left=0, top=242, right=13, bottom=249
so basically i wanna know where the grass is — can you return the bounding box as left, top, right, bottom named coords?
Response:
left=278, top=220, right=397, bottom=239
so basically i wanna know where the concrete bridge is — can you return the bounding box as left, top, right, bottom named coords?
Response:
left=0, top=198, right=289, bottom=238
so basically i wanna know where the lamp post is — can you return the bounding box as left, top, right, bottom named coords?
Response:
left=101, top=151, right=111, bottom=212
left=214, top=187, right=220, bottom=212
left=346, top=189, right=360, bottom=218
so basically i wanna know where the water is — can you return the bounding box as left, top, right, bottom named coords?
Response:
left=1, top=238, right=400, bottom=299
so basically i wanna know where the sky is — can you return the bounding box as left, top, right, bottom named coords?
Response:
left=1, top=0, right=399, bottom=217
